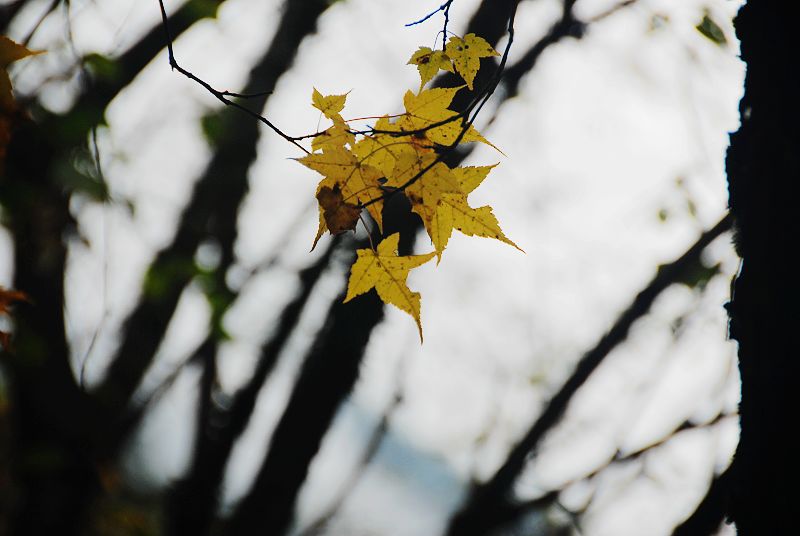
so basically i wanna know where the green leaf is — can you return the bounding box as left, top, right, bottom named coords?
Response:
left=185, top=0, right=221, bottom=19
left=659, top=260, right=722, bottom=290
left=200, top=109, right=227, bottom=147
left=55, top=149, right=109, bottom=201
left=696, top=14, right=727, bottom=46
left=84, top=53, right=121, bottom=83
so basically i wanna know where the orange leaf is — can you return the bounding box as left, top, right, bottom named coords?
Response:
left=0, top=286, right=28, bottom=351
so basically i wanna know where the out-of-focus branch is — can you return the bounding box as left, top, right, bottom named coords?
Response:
left=501, top=0, right=584, bottom=99
left=501, top=0, right=644, bottom=100
left=297, top=364, right=407, bottom=536
left=507, top=414, right=736, bottom=532
left=166, top=241, right=337, bottom=536
left=445, top=213, right=733, bottom=536
left=19, top=0, right=59, bottom=46
left=3, top=3, right=230, bottom=533
left=91, top=0, right=325, bottom=430
left=226, top=259, right=387, bottom=536
left=225, top=3, right=525, bottom=534
left=0, top=0, right=28, bottom=33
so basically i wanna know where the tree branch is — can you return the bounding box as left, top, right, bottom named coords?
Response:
left=92, top=0, right=328, bottom=428
left=445, top=213, right=733, bottom=536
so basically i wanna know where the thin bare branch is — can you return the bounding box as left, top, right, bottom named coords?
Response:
left=156, top=0, right=308, bottom=154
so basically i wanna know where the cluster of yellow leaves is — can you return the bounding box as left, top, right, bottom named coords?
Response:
left=408, top=33, right=499, bottom=90
left=296, top=34, right=519, bottom=340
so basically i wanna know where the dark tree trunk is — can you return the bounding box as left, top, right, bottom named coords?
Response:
left=725, top=2, right=799, bottom=534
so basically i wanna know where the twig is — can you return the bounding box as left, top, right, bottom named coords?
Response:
left=588, top=0, right=639, bottom=24
left=360, top=1, right=519, bottom=210
left=508, top=413, right=736, bottom=531
left=156, top=0, right=309, bottom=154
left=405, top=1, right=454, bottom=28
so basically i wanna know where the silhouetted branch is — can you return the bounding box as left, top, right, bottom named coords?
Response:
left=0, top=0, right=29, bottom=33
left=92, top=0, right=326, bottom=429
left=6, top=116, right=98, bottom=536
left=167, top=240, right=337, bottom=536
left=226, top=3, right=526, bottom=533
left=3, top=3, right=233, bottom=532
left=297, top=362, right=407, bottom=536
left=360, top=1, right=520, bottom=206
left=19, top=0, right=59, bottom=46
left=504, top=413, right=735, bottom=532
left=156, top=0, right=308, bottom=154
left=445, top=213, right=733, bottom=536
left=588, top=0, right=639, bottom=24
left=226, top=256, right=386, bottom=536
left=405, top=0, right=454, bottom=28
left=501, top=0, right=583, bottom=100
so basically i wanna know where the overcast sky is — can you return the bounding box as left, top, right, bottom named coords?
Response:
left=4, top=0, right=744, bottom=534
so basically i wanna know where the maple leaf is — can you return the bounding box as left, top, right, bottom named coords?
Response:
left=0, top=287, right=28, bottom=351
left=316, top=184, right=361, bottom=235
left=344, top=233, right=435, bottom=340
left=352, top=116, right=413, bottom=179
left=311, top=206, right=328, bottom=251
left=311, top=88, right=348, bottom=121
left=445, top=33, right=499, bottom=90
left=399, top=87, right=499, bottom=151
left=298, top=146, right=384, bottom=237
left=432, top=193, right=521, bottom=253
left=312, top=117, right=355, bottom=151
left=385, top=152, right=460, bottom=258
left=452, top=164, right=497, bottom=194
left=407, top=46, right=454, bottom=90
left=430, top=165, right=522, bottom=254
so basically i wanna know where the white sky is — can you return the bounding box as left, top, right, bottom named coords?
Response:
left=3, top=0, right=744, bottom=534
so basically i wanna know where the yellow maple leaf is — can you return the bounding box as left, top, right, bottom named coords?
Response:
left=352, top=116, right=413, bottom=179
left=311, top=206, right=328, bottom=251
left=385, top=152, right=460, bottom=258
left=432, top=192, right=522, bottom=254
left=445, top=33, right=499, bottom=90
left=407, top=46, right=454, bottom=90
left=344, top=232, right=435, bottom=341
left=452, top=164, right=498, bottom=194
left=312, top=116, right=355, bottom=151
left=429, top=164, right=522, bottom=254
left=311, top=87, right=348, bottom=121
left=297, top=146, right=385, bottom=235
left=399, top=87, right=499, bottom=151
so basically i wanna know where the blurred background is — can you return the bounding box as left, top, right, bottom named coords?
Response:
left=1, top=0, right=744, bottom=534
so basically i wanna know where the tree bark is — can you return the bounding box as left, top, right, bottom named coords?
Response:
left=725, top=2, right=799, bottom=534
